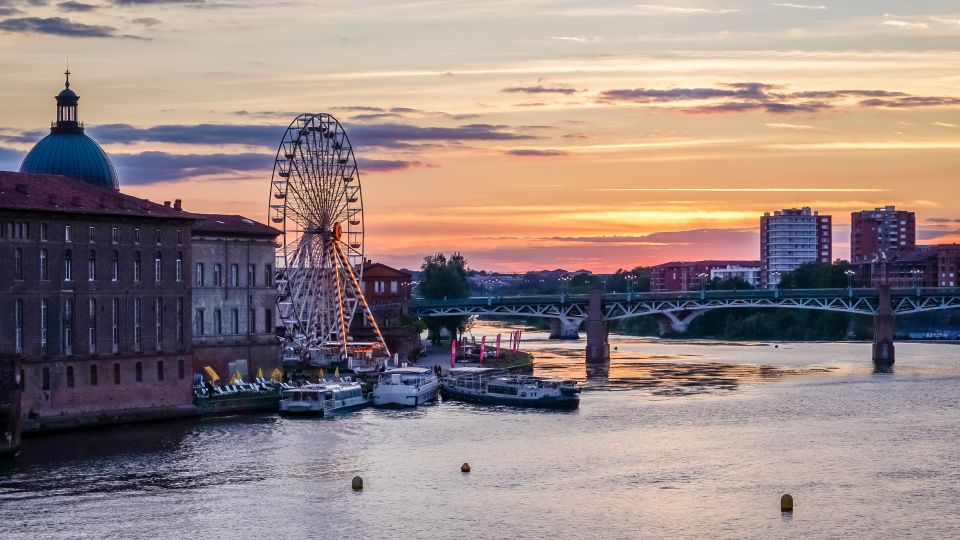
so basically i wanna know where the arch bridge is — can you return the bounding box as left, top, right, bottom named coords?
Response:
left=410, top=287, right=960, bottom=368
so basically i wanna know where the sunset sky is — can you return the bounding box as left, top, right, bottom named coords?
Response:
left=2, top=0, right=959, bottom=272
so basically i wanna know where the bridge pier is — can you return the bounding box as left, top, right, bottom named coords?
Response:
left=549, top=316, right=583, bottom=339
left=873, top=284, right=895, bottom=370
left=585, top=289, right=609, bottom=362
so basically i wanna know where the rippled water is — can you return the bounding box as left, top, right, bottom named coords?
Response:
left=2, top=325, right=959, bottom=539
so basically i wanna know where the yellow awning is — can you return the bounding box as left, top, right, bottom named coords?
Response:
left=203, top=366, right=220, bottom=382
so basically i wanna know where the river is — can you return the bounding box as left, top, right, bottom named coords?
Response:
left=1, top=323, right=959, bottom=539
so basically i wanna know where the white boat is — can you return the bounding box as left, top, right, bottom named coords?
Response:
left=279, top=379, right=368, bottom=416
left=371, top=367, right=440, bottom=407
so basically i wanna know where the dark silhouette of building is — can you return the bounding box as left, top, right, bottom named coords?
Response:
left=851, top=206, right=915, bottom=262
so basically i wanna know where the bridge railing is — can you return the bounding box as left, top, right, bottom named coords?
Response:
left=409, top=287, right=960, bottom=309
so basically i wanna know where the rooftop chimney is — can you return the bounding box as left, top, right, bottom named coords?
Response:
left=164, top=201, right=171, bottom=207
left=174, top=199, right=182, bottom=211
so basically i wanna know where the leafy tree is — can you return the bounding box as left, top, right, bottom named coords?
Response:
left=419, top=252, right=471, bottom=344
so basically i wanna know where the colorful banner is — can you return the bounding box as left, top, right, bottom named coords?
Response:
left=451, top=337, right=456, bottom=367
left=495, top=333, right=501, bottom=358
left=480, top=336, right=486, bottom=364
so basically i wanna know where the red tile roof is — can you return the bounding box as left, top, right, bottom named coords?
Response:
left=363, top=261, right=413, bottom=278
left=0, top=171, right=194, bottom=221
left=192, top=213, right=280, bottom=237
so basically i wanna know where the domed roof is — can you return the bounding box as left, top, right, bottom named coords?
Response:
left=19, top=70, right=120, bottom=191
left=20, top=132, right=119, bottom=190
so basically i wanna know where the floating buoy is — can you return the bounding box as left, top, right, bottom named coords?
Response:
left=780, top=494, right=793, bottom=512
left=352, top=476, right=363, bottom=491
left=461, top=463, right=471, bottom=473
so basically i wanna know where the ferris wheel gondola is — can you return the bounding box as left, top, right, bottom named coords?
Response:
left=268, top=113, right=387, bottom=365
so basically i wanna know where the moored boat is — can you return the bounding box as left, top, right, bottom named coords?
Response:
left=278, top=379, right=368, bottom=416
left=372, top=367, right=439, bottom=407
left=440, top=368, right=581, bottom=410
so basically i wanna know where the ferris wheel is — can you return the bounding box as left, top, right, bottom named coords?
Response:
left=268, top=113, right=387, bottom=363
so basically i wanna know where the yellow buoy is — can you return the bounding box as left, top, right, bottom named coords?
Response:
left=781, top=494, right=793, bottom=512
left=461, top=463, right=471, bottom=473
left=352, top=476, right=363, bottom=491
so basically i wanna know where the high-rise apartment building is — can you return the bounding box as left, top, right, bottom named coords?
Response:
left=850, top=205, right=915, bottom=262
left=760, top=207, right=832, bottom=288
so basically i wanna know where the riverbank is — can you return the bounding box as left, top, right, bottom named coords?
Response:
left=412, top=343, right=533, bottom=374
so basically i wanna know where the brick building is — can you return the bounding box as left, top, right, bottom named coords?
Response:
left=651, top=260, right=760, bottom=292
left=0, top=172, right=196, bottom=427
left=850, top=206, right=915, bottom=262
left=190, top=213, right=281, bottom=380
left=354, top=261, right=421, bottom=360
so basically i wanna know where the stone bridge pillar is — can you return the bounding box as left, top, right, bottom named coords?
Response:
left=585, top=289, right=610, bottom=362
left=0, top=355, right=21, bottom=459
left=549, top=316, right=584, bottom=339
left=873, top=284, right=895, bottom=370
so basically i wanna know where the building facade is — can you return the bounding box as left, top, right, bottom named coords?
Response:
left=190, top=213, right=281, bottom=381
left=651, top=260, right=760, bottom=292
left=0, top=172, right=195, bottom=427
left=760, top=207, right=832, bottom=288
left=850, top=205, right=915, bottom=262
left=709, top=264, right=761, bottom=288
left=354, top=261, right=421, bottom=361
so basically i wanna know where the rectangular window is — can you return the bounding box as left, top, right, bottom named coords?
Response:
left=113, top=363, right=121, bottom=385
left=40, top=223, right=48, bottom=241
left=42, top=367, right=50, bottom=391
left=248, top=309, right=255, bottom=335
left=264, top=264, right=273, bottom=287
left=178, top=358, right=185, bottom=380
left=112, top=298, right=120, bottom=353
left=231, top=308, right=239, bottom=334
left=154, top=254, right=162, bottom=281
left=176, top=254, right=183, bottom=282
left=195, top=309, right=205, bottom=336
left=88, top=251, right=96, bottom=281
left=64, top=251, right=73, bottom=281
left=88, top=226, right=95, bottom=243
left=111, top=227, right=118, bottom=244
left=88, top=298, right=97, bottom=354
left=15, top=299, right=23, bottom=354
left=214, top=309, right=222, bottom=335
left=40, top=298, right=49, bottom=351
left=135, top=362, right=143, bottom=382
left=63, top=298, right=73, bottom=356
left=14, top=248, right=22, bottom=280
left=375, top=281, right=385, bottom=293
left=213, top=264, right=222, bottom=287
left=39, top=248, right=48, bottom=280
left=111, top=252, right=119, bottom=281
left=134, top=227, right=141, bottom=244
left=155, top=298, right=163, bottom=351
left=195, top=263, right=204, bottom=286
left=134, top=297, right=142, bottom=351
left=176, top=298, right=184, bottom=345
left=176, top=228, right=183, bottom=245
left=157, top=361, right=165, bottom=382
left=390, top=281, right=398, bottom=294
left=65, top=224, right=72, bottom=243
left=230, top=263, right=239, bottom=287
left=155, top=226, right=162, bottom=245
left=66, top=366, right=75, bottom=388
left=248, top=264, right=255, bottom=287
left=90, top=364, right=98, bottom=386
left=264, top=308, right=273, bottom=334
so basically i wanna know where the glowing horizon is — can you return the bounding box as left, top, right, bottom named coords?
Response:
left=1, top=0, right=959, bottom=272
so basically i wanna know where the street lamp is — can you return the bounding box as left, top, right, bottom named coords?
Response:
left=844, top=269, right=856, bottom=298
left=697, top=272, right=709, bottom=300
left=559, top=275, right=572, bottom=300
left=910, top=268, right=923, bottom=296
left=771, top=271, right=782, bottom=298
left=625, top=274, right=636, bottom=300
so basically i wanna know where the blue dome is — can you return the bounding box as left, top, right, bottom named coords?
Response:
left=20, top=132, right=119, bottom=190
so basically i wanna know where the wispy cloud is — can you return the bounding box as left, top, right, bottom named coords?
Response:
left=502, top=84, right=579, bottom=95
left=504, top=149, right=569, bottom=157
left=765, top=122, right=820, bottom=130
left=772, top=3, right=826, bottom=10
left=932, top=122, right=958, bottom=128
left=634, top=4, right=738, bottom=15
left=767, top=141, right=960, bottom=151
left=882, top=19, right=929, bottom=29
left=548, top=35, right=600, bottom=43
left=594, top=188, right=888, bottom=193
left=0, top=16, right=127, bottom=38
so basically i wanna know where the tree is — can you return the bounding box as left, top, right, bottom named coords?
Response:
left=419, top=252, right=471, bottom=344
